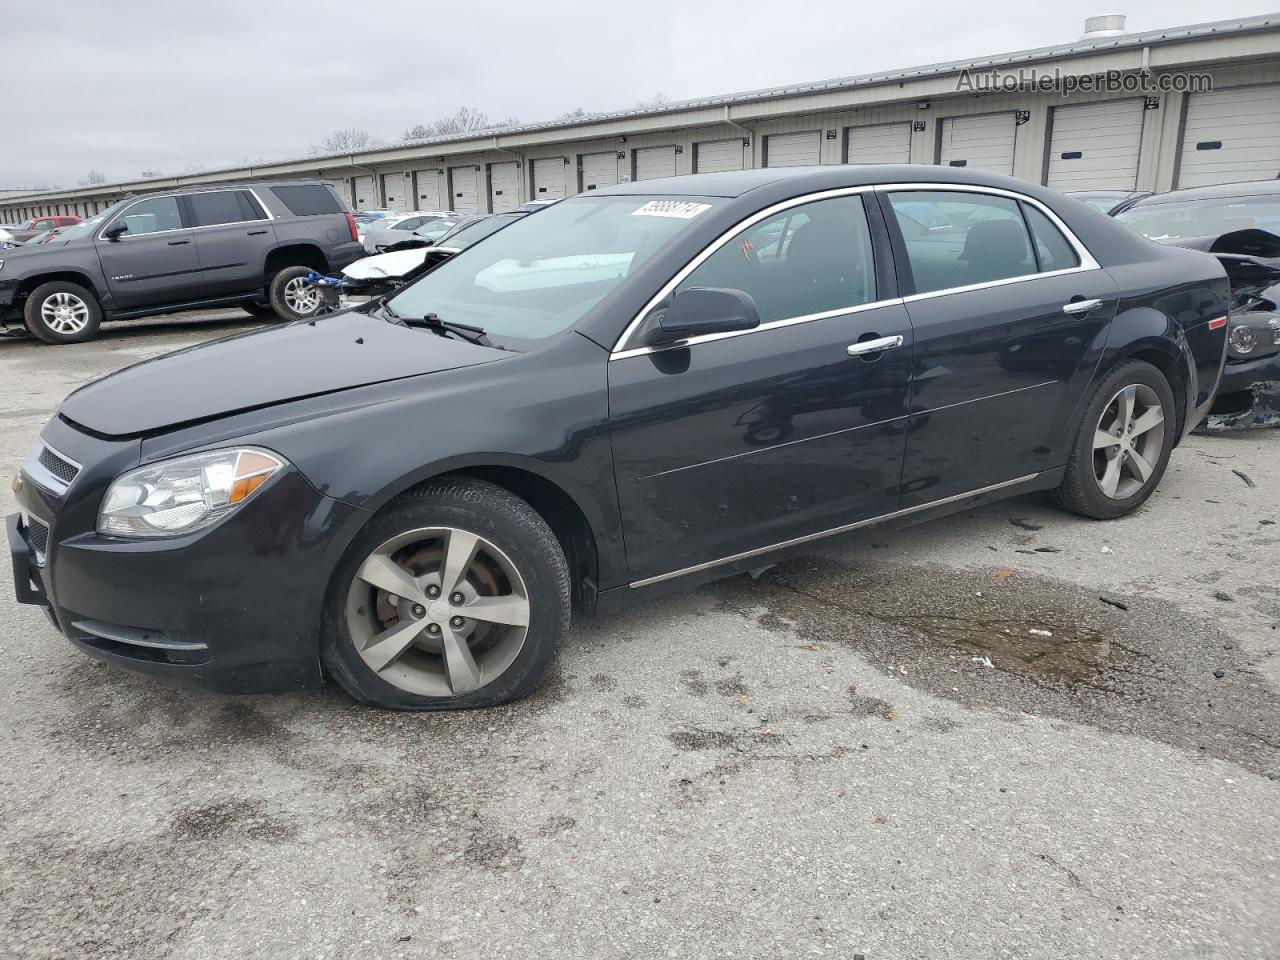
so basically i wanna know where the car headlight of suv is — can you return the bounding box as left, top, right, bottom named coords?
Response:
left=98, top=447, right=286, bottom=538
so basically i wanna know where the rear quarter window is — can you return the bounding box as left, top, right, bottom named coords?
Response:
left=270, top=184, right=344, bottom=217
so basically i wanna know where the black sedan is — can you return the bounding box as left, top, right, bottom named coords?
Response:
left=1114, top=180, right=1280, bottom=429
left=8, top=166, right=1229, bottom=710
left=1065, top=190, right=1151, bottom=216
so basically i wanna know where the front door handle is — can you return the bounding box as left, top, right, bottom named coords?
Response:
left=167, top=239, right=191, bottom=246
left=847, top=335, right=905, bottom=357
left=1062, top=297, right=1103, bottom=316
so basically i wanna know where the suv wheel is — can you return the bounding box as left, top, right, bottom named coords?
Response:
left=23, top=281, right=103, bottom=344
left=268, top=266, right=322, bottom=321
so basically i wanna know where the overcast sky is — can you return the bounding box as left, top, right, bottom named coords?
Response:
left=5, top=0, right=1277, bottom=188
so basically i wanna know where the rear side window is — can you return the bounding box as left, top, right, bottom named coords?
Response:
left=188, top=190, right=266, bottom=227
left=675, top=194, right=877, bottom=323
left=270, top=184, right=343, bottom=216
left=1022, top=205, right=1080, bottom=272
left=887, top=191, right=1036, bottom=294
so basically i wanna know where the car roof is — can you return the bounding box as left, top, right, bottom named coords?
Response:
left=589, top=163, right=1050, bottom=198
left=1132, top=180, right=1280, bottom=206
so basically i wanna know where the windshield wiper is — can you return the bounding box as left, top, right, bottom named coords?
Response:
left=407, top=312, right=492, bottom=346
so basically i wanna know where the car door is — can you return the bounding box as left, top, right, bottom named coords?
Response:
left=608, top=190, right=914, bottom=584
left=183, top=189, right=276, bottom=297
left=881, top=187, right=1119, bottom=507
left=95, top=195, right=204, bottom=310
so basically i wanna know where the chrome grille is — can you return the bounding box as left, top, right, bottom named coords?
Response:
left=38, top=445, right=80, bottom=485
left=25, top=515, right=49, bottom=564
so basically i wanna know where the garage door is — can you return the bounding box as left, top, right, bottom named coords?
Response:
left=634, top=145, right=677, bottom=180
left=694, top=138, right=744, bottom=173
left=531, top=158, right=567, bottom=199
left=765, top=131, right=821, bottom=167
left=352, top=176, right=377, bottom=210
left=1046, top=99, right=1145, bottom=191
left=449, top=165, right=481, bottom=214
left=1177, top=84, right=1280, bottom=188
left=413, top=169, right=443, bottom=210
left=489, top=161, right=519, bottom=212
left=939, top=114, right=1016, bottom=176
left=381, top=173, right=409, bottom=212
left=845, top=122, right=912, bottom=164
left=580, top=152, right=619, bottom=191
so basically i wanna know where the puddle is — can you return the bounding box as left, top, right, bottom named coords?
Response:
left=713, top=557, right=1280, bottom=778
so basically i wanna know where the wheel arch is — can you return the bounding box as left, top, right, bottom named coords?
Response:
left=15, top=270, right=105, bottom=305
left=1095, top=305, right=1193, bottom=440
left=265, top=243, right=330, bottom=277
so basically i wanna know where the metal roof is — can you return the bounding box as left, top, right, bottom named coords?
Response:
left=7, top=13, right=1280, bottom=202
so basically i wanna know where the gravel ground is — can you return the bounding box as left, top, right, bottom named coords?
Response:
left=1, top=312, right=1277, bottom=960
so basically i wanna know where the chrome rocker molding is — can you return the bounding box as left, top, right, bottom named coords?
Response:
left=628, top=473, right=1040, bottom=588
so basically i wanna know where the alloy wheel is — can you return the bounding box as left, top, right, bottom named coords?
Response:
left=283, top=276, right=321, bottom=315
left=1092, top=383, right=1166, bottom=500
left=343, top=527, right=531, bottom=697
left=40, top=292, right=90, bottom=335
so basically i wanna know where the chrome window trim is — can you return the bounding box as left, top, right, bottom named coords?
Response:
left=629, top=472, right=1041, bottom=588
left=97, top=187, right=274, bottom=241
left=610, top=185, right=880, bottom=357
left=875, top=182, right=1103, bottom=302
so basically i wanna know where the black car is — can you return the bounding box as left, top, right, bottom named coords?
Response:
left=1065, top=190, right=1151, bottom=216
left=0, top=180, right=365, bottom=343
left=8, top=165, right=1228, bottom=710
left=1113, top=181, right=1280, bottom=429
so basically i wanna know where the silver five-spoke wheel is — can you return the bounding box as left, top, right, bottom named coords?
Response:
left=40, top=291, right=91, bottom=335
left=1092, top=383, right=1166, bottom=500
left=344, top=526, right=531, bottom=697
left=282, top=275, right=320, bottom=315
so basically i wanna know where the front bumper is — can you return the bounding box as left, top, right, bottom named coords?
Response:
left=9, top=419, right=371, bottom=694
left=1202, top=352, right=1280, bottom=431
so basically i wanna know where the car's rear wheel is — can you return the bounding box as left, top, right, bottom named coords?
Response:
left=268, top=265, right=322, bottom=321
left=322, top=478, right=570, bottom=710
left=1052, top=359, right=1175, bottom=519
left=23, top=281, right=103, bottom=344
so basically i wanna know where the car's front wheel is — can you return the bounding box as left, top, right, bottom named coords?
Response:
left=23, top=281, right=103, bottom=344
left=268, top=265, right=323, bottom=321
left=322, top=478, right=570, bottom=710
left=1052, top=359, right=1176, bottom=519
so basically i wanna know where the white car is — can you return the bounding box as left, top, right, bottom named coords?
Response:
left=362, top=211, right=455, bottom=254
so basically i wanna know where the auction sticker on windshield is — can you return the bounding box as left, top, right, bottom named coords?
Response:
left=631, top=200, right=712, bottom=219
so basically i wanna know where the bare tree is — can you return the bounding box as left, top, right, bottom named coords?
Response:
left=555, top=107, right=590, bottom=122
left=182, top=163, right=208, bottom=175
left=310, top=128, right=380, bottom=155
left=401, top=107, right=519, bottom=141
left=79, top=169, right=107, bottom=186
left=634, top=92, right=671, bottom=109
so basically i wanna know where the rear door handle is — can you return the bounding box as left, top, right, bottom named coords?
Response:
left=1062, top=298, right=1103, bottom=316
left=247, top=229, right=268, bottom=236
left=847, top=335, right=905, bottom=357
left=167, top=239, right=191, bottom=246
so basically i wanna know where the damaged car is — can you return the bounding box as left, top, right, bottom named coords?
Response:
left=9, top=166, right=1229, bottom=710
left=1114, top=181, right=1280, bottom=430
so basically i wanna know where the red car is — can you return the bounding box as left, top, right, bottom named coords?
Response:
left=11, top=214, right=80, bottom=243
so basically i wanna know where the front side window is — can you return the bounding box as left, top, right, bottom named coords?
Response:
left=117, top=196, right=184, bottom=237
left=673, top=194, right=877, bottom=323
left=388, top=195, right=722, bottom=343
left=888, top=191, right=1037, bottom=294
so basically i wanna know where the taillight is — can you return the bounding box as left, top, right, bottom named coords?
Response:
left=346, top=212, right=358, bottom=242
left=1208, top=315, right=1228, bottom=331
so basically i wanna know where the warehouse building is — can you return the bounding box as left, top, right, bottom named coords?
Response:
left=4, top=13, right=1280, bottom=224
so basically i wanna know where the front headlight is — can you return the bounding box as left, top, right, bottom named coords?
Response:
left=1230, top=323, right=1259, bottom=356
left=98, top=447, right=286, bottom=538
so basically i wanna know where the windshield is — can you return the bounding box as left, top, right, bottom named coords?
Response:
left=439, top=216, right=521, bottom=250
left=387, top=196, right=720, bottom=343
left=47, top=214, right=105, bottom=241
left=1074, top=195, right=1124, bottom=214
left=1115, top=194, right=1280, bottom=241
left=414, top=218, right=459, bottom=240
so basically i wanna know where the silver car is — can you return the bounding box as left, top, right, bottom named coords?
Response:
left=362, top=212, right=454, bottom=253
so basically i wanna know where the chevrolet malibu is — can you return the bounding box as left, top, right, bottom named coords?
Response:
left=8, top=166, right=1229, bottom=710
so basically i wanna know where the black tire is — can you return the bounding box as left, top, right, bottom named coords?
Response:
left=267, top=265, right=322, bottom=321
left=321, top=477, right=571, bottom=711
left=242, top=301, right=278, bottom=319
left=22, top=281, right=103, bottom=344
left=1051, top=359, right=1176, bottom=519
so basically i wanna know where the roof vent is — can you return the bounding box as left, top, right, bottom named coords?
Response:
left=1081, top=14, right=1127, bottom=39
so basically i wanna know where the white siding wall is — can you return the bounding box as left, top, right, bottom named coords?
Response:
left=938, top=113, right=1017, bottom=176
left=449, top=165, right=481, bottom=214
left=764, top=130, right=821, bottom=166
left=844, top=122, right=912, bottom=164
left=531, top=157, right=567, bottom=198
left=488, top=161, right=520, bottom=212
left=694, top=138, right=745, bottom=172
left=1046, top=99, right=1145, bottom=191
left=1177, top=83, right=1280, bottom=187
left=633, top=145, right=677, bottom=180
left=580, top=152, right=619, bottom=191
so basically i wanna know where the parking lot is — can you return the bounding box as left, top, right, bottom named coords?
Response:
left=0, top=314, right=1277, bottom=959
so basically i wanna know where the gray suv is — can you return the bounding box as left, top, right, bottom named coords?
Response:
left=0, top=180, right=365, bottom=344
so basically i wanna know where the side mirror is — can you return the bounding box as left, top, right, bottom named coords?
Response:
left=657, top=287, right=761, bottom=340
left=102, top=221, right=128, bottom=241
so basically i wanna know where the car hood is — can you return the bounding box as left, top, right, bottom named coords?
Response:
left=3, top=234, right=94, bottom=256
left=59, top=309, right=507, bottom=438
